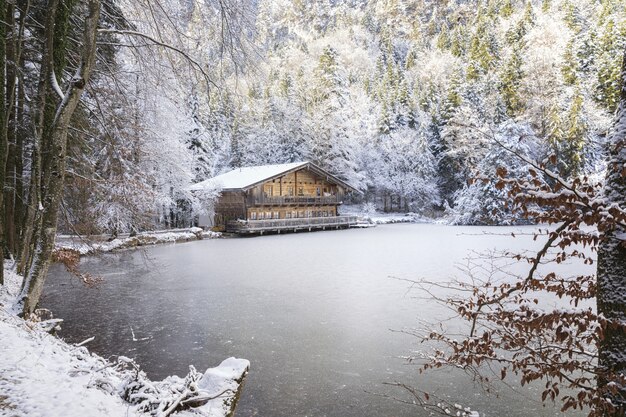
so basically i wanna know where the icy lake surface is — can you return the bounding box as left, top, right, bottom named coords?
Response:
left=43, top=224, right=589, bottom=417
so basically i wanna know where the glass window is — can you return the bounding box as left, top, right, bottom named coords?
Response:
left=274, top=211, right=279, bottom=219
left=250, top=212, right=257, bottom=220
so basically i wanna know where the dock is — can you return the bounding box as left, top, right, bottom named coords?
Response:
left=227, top=216, right=359, bottom=234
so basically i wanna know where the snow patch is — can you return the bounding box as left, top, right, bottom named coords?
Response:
left=56, top=228, right=221, bottom=255
left=341, top=205, right=431, bottom=225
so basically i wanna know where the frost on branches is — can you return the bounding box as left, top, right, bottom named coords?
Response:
left=410, top=50, right=626, bottom=416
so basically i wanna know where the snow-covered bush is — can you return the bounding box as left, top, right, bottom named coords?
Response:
left=451, top=122, right=540, bottom=225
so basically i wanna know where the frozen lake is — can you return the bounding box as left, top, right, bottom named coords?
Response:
left=42, top=224, right=587, bottom=416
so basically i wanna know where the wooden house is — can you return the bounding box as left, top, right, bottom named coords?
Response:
left=191, top=161, right=360, bottom=234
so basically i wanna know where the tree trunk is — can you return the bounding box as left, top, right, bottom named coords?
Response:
left=596, top=48, right=626, bottom=415
left=18, top=0, right=101, bottom=315
left=14, top=50, right=25, bottom=250
left=0, top=0, right=7, bottom=286
left=4, top=0, right=17, bottom=256
left=17, top=0, right=58, bottom=277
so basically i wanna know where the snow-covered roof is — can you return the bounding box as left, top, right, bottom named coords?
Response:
left=190, top=161, right=359, bottom=192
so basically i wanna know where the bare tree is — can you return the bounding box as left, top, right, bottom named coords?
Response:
left=409, top=47, right=626, bottom=416
left=18, top=0, right=102, bottom=315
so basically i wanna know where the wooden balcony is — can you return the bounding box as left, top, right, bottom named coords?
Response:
left=247, top=195, right=342, bottom=206
left=227, top=215, right=359, bottom=234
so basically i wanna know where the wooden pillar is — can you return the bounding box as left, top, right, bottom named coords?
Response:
left=243, top=191, right=248, bottom=220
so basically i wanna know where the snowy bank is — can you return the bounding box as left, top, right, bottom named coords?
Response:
left=0, top=267, right=248, bottom=417
left=341, top=205, right=432, bottom=225
left=55, top=227, right=221, bottom=255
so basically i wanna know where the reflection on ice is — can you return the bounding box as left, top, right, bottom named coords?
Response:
left=43, top=224, right=589, bottom=417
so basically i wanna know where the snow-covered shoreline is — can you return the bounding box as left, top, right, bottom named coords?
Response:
left=0, top=266, right=248, bottom=417
left=55, top=227, right=221, bottom=255
left=341, top=205, right=435, bottom=226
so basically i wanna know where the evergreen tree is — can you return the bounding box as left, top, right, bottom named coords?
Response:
left=499, top=47, right=525, bottom=117
left=500, top=0, right=513, bottom=18
left=562, top=89, right=588, bottom=177
left=595, top=18, right=626, bottom=112
left=562, top=39, right=579, bottom=85
left=436, top=24, right=451, bottom=50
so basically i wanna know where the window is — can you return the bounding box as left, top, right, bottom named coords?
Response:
left=316, top=187, right=321, bottom=196
left=298, top=210, right=304, bottom=218
left=286, top=211, right=292, bottom=219
left=266, top=212, right=272, bottom=219
left=298, top=187, right=304, bottom=196
left=288, top=186, right=294, bottom=196
left=250, top=212, right=257, bottom=220
left=274, top=211, right=279, bottom=219
left=292, top=210, right=297, bottom=218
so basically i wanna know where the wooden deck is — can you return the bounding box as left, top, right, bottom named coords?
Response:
left=227, top=216, right=359, bottom=234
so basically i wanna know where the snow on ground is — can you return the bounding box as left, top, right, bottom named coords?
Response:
left=56, top=228, right=221, bottom=255
left=341, top=204, right=432, bottom=225
left=0, top=265, right=248, bottom=417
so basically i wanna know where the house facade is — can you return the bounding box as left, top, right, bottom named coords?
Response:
left=191, top=162, right=359, bottom=234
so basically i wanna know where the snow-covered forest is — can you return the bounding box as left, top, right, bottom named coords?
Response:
left=3, top=0, right=624, bottom=241
left=223, top=0, right=625, bottom=225
left=2, top=1, right=626, bottom=416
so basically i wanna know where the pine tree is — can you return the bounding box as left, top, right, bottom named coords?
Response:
left=279, top=72, right=293, bottom=98
left=562, top=39, right=579, bottom=86
left=522, top=1, right=534, bottom=25
left=450, top=26, right=465, bottom=57
left=314, top=45, right=346, bottom=108
left=436, top=24, right=451, bottom=50
left=499, top=47, right=525, bottom=117
left=405, top=49, right=416, bottom=70
left=379, top=100, right=392, bottom=134
left=562, top=89, right=587, bottom=177
left=562, top=1, right=581, bottom=33
left=467, top=17, right=499, bottom=80
left=595, top=18, right=626, bottom=112
left=546, top=101, right=565, bottom=171
left=500, top=0, right=513, bottom=18
left=442, top=70, right=463, bottom=122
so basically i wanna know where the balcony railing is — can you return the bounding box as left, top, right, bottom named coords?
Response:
left=247, top=195, right=342, bottom=206
left=227, top=215, right=359, bottom=234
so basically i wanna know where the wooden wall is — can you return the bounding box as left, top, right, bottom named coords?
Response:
left=213, top=191, right=246, bottom=229
left=213, top=167, right=348, bottom=227
left=260, top=168, right=345, bottom=197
